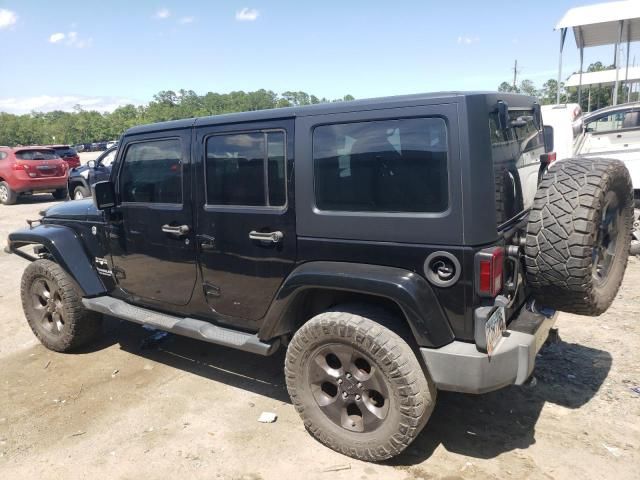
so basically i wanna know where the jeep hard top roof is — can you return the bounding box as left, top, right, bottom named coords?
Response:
left=125, top=91, right=537, bottom=136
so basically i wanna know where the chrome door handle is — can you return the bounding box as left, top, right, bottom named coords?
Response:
left=162, top=224, right=190, bottom=236
left=249, top=230, right=284, bottom=243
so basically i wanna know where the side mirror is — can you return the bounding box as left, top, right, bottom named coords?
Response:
left=93, top=181, right=116, bottom=210
left=543, top=125, right=554, bottom=152
left=87, top=160, right=96, bottom=168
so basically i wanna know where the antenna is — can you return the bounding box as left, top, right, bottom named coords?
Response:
left=512, top=60, right=520, bottom=89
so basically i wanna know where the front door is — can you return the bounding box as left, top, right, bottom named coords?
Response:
left=194, top=120, right=296, bottom=326
left=108, top=131, right=197, bottom=307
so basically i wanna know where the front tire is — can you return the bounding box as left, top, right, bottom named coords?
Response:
left=72, top=185, right=91, bottom=200
left=285, top=305, right=436, bottom=461
left=0, top=181, right=17, bottom=205
left=21, top=260, right=102, bottom=352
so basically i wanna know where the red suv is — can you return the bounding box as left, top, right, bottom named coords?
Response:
left=47, top=145, right=81, bottom=168
left=0, top=147, right=69, bottom=205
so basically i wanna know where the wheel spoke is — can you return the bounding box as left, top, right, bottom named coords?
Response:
left=318, top=394, right=345, bottom=424
left=311, top=352, right=341, bottom=380
left=330, top=344, right=355, bottom=377
left=51, top=312, right=64, bottom=333
left=361, top=393, right=389, bottom=428
left=360, top=368, right=387, bottom=394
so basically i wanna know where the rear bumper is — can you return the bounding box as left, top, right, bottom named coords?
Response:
left=12, top=176, right=67, bottom=193
left=420, top=306, right=557, bottom=394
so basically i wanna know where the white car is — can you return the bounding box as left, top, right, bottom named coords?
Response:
left=575, top=102, right=640, bottom=206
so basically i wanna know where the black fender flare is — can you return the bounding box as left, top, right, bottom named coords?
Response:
left=258, top=261, right=454, bottom=348
left=7, top=224, right=106, bottom=296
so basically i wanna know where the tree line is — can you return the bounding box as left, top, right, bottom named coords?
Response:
left=0, top=89, right=355, bottom=147
left=498, top=61, right=637, bottom=111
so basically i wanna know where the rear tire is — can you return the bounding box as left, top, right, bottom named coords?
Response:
left=0, top=181, right=17, bottom=205
left=524, top=157, right=634, bottom=315
left=285, top=304, right=436, bottom=461
left=21, top=260, right=102, bottom=352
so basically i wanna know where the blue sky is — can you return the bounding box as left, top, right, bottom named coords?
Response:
left=0, top=0, right=626, bottom=113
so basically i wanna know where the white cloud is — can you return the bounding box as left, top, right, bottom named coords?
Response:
left=0, top=95, right=142, bottom=114
left=0, top=8, right=18, bottom=29
left=49, top=31, right=92, bottom=48
left=236, top=8, right=259, bottom=21
left=179, top=16, right=195, bottom=24
left=49, top=32, right=65, bottom=43
left=154, top=8, right=170, bottom=19
left=457, top=35, right=479, bottom=45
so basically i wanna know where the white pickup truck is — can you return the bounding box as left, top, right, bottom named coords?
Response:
left=574, top=102, right=640, bottom=207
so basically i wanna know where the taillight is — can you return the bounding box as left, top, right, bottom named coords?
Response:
left=540, top=152, right=556, bottom=165
left=476, top=247, right=504, bottom=297
left=12, top=162, right=29, bottom=171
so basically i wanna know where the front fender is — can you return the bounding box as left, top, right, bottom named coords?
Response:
left=7, top=224, right=106, bottom=296
left=259, top=261, right=455, bottom=348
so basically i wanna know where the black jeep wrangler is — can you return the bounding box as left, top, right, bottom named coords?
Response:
left=7, top=92, right=634, bottom=461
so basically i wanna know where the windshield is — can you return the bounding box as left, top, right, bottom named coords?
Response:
left=53, top=147, right=77, bottom=157
left=15, top=150, right=59, bottom=160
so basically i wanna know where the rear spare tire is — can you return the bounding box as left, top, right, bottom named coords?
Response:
left=524, top=157, right=633, bottom=315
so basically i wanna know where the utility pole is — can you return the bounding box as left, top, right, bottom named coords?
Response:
left=512, top=59, right=519, bottom=89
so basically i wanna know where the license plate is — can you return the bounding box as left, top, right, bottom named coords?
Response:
left=485, top=306, right=506, bottom=355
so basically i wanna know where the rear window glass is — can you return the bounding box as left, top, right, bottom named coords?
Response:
left=15, top=150, right=59, bottom=160
left=313, top=117, right=449, bottom=213
left=53, top=147, right=77, bottom=157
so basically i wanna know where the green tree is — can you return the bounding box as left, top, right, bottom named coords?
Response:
left=0, top=89, right=356, bottom=146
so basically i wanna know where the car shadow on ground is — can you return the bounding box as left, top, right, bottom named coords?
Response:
left=390, top=339, right=612, bottom=465
left=110, top=318, right=611, bottom=463
left=112, top=318, right=291, bottom=403
left=12, top=194, right=59, bottom=205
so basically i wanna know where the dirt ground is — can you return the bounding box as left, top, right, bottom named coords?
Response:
left=1, top=184, right=639, bottom=479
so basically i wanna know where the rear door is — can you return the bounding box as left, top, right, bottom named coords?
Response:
left=108, top=130, right=197, bottom=308
left=194, top=119, right=296, bottom=324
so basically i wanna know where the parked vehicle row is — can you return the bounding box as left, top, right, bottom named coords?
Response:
left=73, top=141, right=118, bottom=152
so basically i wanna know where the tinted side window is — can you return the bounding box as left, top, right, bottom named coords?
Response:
left=313, top=118, right=448, bottom=213
left=120, top=138, right=182, bottom=204
left=205, top=131, right=286, bottom=207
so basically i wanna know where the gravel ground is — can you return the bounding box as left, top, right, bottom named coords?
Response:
left=0, top=183, right=638, bottom=479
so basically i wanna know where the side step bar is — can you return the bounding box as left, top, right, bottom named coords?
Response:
left=82, top=296, right=279, bottom=356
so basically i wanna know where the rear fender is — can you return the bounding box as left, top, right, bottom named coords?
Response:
left=258, top=261, right=455, bottom=348
left=7, top=224, right=105, bottom=296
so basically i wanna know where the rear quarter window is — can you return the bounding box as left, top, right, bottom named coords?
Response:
left=15, top=150, right=59, bottom=160
left=313, top=117, right=449, bottom=213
